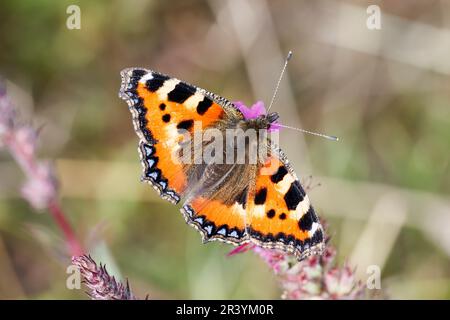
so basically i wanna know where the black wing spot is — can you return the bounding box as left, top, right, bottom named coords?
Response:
left=266, top=209, right=275, bottom=218
left=298, top=206, right=316, bottom=231
left=159, top=103, right=166, bottom=111
left=177, top=119, right=194, bottom=131
left=254, top=188, right=267, bottom=205
left=196, top=97, right=213, bottom=115
left=162, top=114, right=171, bottom=123
left=279, top=213, right=287, bottom=220
left=311, top=229, right=323, bottom=244
left=168, top=82, right=195, bottom=104
left=146, top=74, right=170, bottom=92
left=284, top=180, right=305, bottom=210
left=128, top=69, right=147, bottom=90
left=132, top=69, right=147, bottom=78
left=271, top=166, right=288, bottom=183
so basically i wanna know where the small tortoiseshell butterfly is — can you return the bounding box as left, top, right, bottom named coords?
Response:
left=119, top=68, right=324, bottom=260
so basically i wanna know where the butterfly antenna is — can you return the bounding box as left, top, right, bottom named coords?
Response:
left=277, top=123, right=339, bottom=141
left=267, top=51, right=293, bottom=112
left=267, top=51, right=338, bottom=142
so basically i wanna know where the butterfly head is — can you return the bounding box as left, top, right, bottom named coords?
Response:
left=235, top=101, right=281, bottom=131
left=266, top=112, right=280, bottom=124
left=253, top=111, right=279, bottom=130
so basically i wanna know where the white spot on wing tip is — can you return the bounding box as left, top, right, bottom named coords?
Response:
left=158, top=78, right=180, bottom=100
left=275, top=174, right=295, bottom=194
left=309, top=222, right=320, bottom=237
left=139, top=73, right=154, bottom=83
left=184, top=92, right=204, bottom=110
left=290, top=195, right=310, bottom=220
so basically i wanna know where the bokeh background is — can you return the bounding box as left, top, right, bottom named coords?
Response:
left=1, top=0, right=450, bottom=299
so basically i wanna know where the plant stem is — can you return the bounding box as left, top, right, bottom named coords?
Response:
left=48, top=200, right=83, bottom=256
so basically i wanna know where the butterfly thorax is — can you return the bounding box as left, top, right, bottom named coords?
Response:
left=239, top=112, right=279, bottom=131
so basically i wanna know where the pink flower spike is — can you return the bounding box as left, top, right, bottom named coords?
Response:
left=1, top=81, right=84, bottom=257
left=72, top=255, right=138, bottom=300
left=227, top=221, right=367, bottom=299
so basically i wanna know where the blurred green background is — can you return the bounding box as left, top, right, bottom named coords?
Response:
left=1, top=0, right=450, bottom=299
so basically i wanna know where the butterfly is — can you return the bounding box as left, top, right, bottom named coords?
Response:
left=119, top=68, right=325, bottom=260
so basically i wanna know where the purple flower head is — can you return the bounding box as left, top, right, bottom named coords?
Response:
left=234, top=101, right=281, bottom=132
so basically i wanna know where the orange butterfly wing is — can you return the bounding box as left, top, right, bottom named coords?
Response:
left=182, top=195, right=249, bottom=245
left=246, top=149, right=325, bottom=260
left=181, top=150, right=325, bottom=259
left=119, top=68, right=225, bottom=203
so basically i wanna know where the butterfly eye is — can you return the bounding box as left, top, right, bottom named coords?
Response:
left=267, top=112, right=279, bottom=123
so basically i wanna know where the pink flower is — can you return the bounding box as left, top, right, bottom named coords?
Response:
left=1, top=80, right=83, bottom=256
left=234, top=101, right=281, bottom=132
left=228, top=229, right=366, bottom=299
